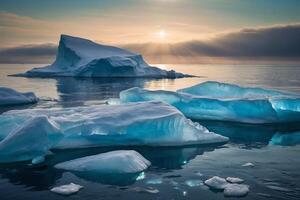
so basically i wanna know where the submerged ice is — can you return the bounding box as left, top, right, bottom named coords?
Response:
left=119, top=81, right=300, bottom=123
left=0, top=87, right=38, bottom=106
left=19, top=35, right=189, bottom=78
left=0, top=101, right=227, bottom=163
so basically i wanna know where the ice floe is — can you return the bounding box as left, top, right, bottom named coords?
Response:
left=223, top=184, right=249, bottom=197
left=119, top=81, right=300, bottom=123
left=0, top=87, right=38, bottom=106
left=0, top=101, right=228, bottom=150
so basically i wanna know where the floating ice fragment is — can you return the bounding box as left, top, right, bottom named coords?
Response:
left=226, top=177, right=244, bottom=184
left=242, top=162, right=255, bottom=167
left=223, top=184, right=249, bottom=197
left=18, top=35, right=189, bottom=78
left=31, top=156, right=46, bottom=165
left=50, top=183, right=83, bottom=195
left=55, top=150, right=150, bottom=174
left=204, top=176, right=229, bottom=190
left=0, top=87, right=38, bottom=106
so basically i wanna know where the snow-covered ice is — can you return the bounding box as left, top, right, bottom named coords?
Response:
left=0, top=87, right=38, bottom=106
left=204, top=176, right=229, bottom=190
left=223, top=184, right=249, bottom=197
left=0, top=101, right=228, bottom=149
left=119, top=81, right=300, bottom=123
left=19, top=35, right=189, bottom=78
left=55, top=150, right=150, bottom=174
left=0, top=116, right=62, bottom=163
left=226, top=177, right=244, bottom=184
left=50, top=183, right=83, bottom=195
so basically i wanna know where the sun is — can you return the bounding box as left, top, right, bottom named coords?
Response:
left=156, top=30, right=167, bottom=40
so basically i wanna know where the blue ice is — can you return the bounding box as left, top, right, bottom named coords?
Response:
left=119, top=81, right=300, bottom=123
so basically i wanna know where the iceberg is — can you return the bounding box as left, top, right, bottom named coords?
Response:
left=119, top=81, right=300, bottom=123
left=18, top=35, right=189, bottom=78
left=0, top=101, right=227, bottom=149
left=55, top=150, right=150, bottom=174
left=0, top=116, right=62, bottom=163
left=0, top=87, right=38, bottom=106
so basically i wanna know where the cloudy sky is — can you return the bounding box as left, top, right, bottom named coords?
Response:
left=0, top=0, right=300, bottom=63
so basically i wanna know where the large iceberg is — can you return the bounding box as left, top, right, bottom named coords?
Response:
left=0, top=101, right=227, bottom=150
left=0, top=87, right=38, bottom=106
left=18, top=35, right=189, bottom=78
left=0, top=116, right=62, bottom=163
left=119, top=81, right=300, bottom=123
left=55, top=150, right=150, bottom=174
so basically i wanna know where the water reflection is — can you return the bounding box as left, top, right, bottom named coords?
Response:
left=54, top=77, right=178, bottom=107
left=200, top=121, right=300, bottom=149
left=0, top=145, right=222, bottom=187
left=269, top=131, right=300, bottom=146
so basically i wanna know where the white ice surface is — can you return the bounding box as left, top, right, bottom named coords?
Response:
left=50, top=183, right=83, bottom=195
left=55, top=150, right=150, bottom=174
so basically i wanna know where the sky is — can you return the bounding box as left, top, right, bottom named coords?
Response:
left=0, top=0, right=300, bottom=63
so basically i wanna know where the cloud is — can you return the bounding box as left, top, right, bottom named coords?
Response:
left=0, top=44, right=57, bottom=63
left=0, top=23, right=299, bottom=64
left=124, top=23, right=300, bottom=62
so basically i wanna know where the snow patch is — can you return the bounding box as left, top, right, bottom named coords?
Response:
left=50, top=183, right=83, bottom=195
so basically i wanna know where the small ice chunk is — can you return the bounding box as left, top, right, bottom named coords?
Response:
left=55, top=150, right=151, bottom=174
left=146, top=178, right=163, bottom=185
left=242, top=162, right=255, bottom=167
left=50, top=183, right=83, bottom=195
left=31, top=156, right=45, bottom=165
left=204, top=176, right=228, bottom=190
left=185, top=179, right=203, bottom=187
left=224, top=184, right=249, bottom=197
left=226, top=177, right=244, bottom=184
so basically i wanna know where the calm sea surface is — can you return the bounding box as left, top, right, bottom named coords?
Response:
left=0, top=64, right=300, bottom=200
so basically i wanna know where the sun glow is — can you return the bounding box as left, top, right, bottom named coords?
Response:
left=156, top=30, right=167, bottom=40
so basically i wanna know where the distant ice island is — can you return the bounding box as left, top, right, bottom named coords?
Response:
left=15, top=34, right=191, bottom=78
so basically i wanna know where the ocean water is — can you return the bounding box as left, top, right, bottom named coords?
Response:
left=0, top=63, right=300, bottom=200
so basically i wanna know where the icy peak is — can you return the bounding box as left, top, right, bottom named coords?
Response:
left=20, top=34, right=189, bottom=78
left=59, top=34, right=135, bottom=59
